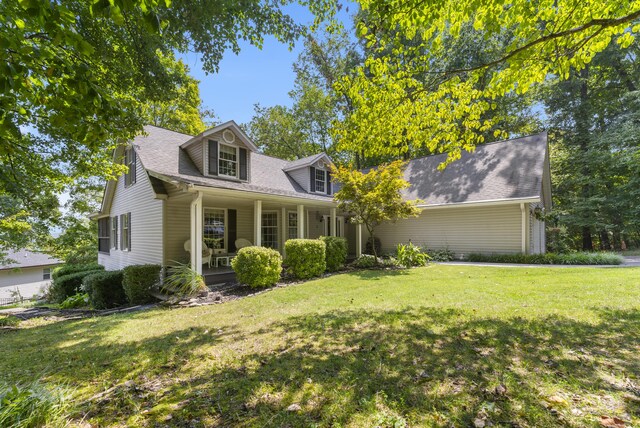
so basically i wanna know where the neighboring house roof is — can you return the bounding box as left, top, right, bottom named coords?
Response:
left=134, top=125, right=334, bottom=202
left=401, top=132, right=550, bottom=207
left=282, top=153, right=333, bottom=172
left=1, top=249, right=61, bottom=271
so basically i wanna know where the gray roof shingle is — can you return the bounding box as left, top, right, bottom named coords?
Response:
left=134, top=126, right=332, bottom=202
left=1, top=249, right=61, bottom=270
left=402, top=133, right=548, bottom=205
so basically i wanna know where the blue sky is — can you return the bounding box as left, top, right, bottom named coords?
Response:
left=178, top=3, right=356, bottom=125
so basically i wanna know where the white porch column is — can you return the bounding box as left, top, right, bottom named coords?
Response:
left=330, top=207, right=337, bottom=237
left=297, top=204, right=305, bottom=239
left=281, top=207, right=287, bottom=256
left=190, top=191, right=203, bottom=274
left=520, top=203, right=527, bottom=254
left=254, top=200, right=262, bottom=247
left=356, top=223, right=363, bottom=257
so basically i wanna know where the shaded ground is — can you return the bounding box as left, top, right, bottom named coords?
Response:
left=0, top=265, right=639, bottom=427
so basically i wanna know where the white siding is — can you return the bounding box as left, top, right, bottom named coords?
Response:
left=288, top=168, right=310, bottom=192
left=98, top=155, right=164, bottom=270
left=185, top=142, right=205, bottom=174
left=530, top=203, right=546, bottom=254
left=0, top=266, right=56, bottom=288
left=370, top=204, right=524, bottom=256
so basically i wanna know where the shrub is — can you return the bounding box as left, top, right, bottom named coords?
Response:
left=396, top=243, right=430, bottom=267
left=352, top=254, right=379, bottom=268
left=162, top=262, right=207, bottom=297
left=365, top=236, right=381, bottom=256
left=49, top=269, right=104, bottom=303
left=122, top=264, right=161, bottom=304
left=285, top=239, right=326, bottom=279
left=425, top=248, right=456, bottom=262
left=82, top=270, right=126, bottom=309
left=0, top=381, right=72, bottom=428
left=0, top=315, right=20, bottom=328
left=319, top=236, right=348, bottom=272
left=59, top=293, right=89, bottom=309
left=465, top=252, right=623, bottom=265
left=52, top=262, right=103, bottom=281
left=231, top=246, right=282, bottom=287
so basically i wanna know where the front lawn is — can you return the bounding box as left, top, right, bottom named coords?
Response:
left=1, top=265, right=639, bottom=427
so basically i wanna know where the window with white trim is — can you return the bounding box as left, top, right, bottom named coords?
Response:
left=219, top=144, right=238, bottom=178
left=315, top=169, right=326, bottom=193
left=287, top=212, right=298, bottom=239
left=121, top=213, right=131, bottom=251
left=261, top=212, right=278, bottom=249
left=110, top=216, right=118, bottom=249
left=204, top=208, right=226, bottom=251
left=43, top=268, right=51, bottom=280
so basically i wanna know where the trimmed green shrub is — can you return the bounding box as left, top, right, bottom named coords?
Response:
left=425, top=248, right=456, bottom=262
left=49, top=269, right=103, bottom=303
left=285, top=239, right=326, bottom=279
left=122, top=264, right=161, bottom=304
left=0, top=381, right=72, bottom=428
left=231, top=246, right=282, bottom=288
left=352, top=254, right=379, bottom=268
left=396, top=243, right=430, bottom=267
left=466, top=252, right=623, bottom=265
left=319, top=236, right=348, bottom=272
left=52, top=263, right=103, bottom=281
left=59, top=293, right=89, bottom=309
left=82, top=270, right=126, bottom=309
left=162, top=262, right=207, bottom=297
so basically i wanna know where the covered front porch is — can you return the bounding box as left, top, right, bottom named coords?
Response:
left=163, top=187, right=362, bottom=283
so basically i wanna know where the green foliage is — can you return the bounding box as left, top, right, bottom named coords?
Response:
left=0, top=315, right=20, bottom=328
left=59, top=293, right=89, bottom=310
left=122, top=264, right=161, bottom=304
left=319, top=236, right=347, bottom=272
left=82, top=271, right=127, bottom=310
left=50, top=269, right=104, bottom=303
left=231, top=247, right=282, bottom=288
left=332, top=160, right=421, bottom=258
left=352, top=254, right=379, bottom=269
left=334, top=0, right=638, bottom=165
left=425, top=249, right=456, bottom=262
left=162, top=262, right=207, bottom=297
left=0, top=381, right=71, bottom=428
left=466, top=252, right=623, bottom=265
left=52, top=263, right=104, bottom=281
left=285, top=239, right=327, bottom=279
left=396, top=243, right=430, bottom=267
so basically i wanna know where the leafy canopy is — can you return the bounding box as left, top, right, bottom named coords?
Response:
left=332, top=160, right=421, bottom=257
left=333, top=0, right=640, bottom=165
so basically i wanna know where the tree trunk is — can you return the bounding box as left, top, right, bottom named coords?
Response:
left=599, top=230, right=611, bottom=251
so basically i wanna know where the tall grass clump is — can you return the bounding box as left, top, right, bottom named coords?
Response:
left=0, top=381, right=72, bottom=428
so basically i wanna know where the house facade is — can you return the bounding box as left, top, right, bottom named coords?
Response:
left=92, top=121, right=551, bottom=276
left=0, top=250, right=61, bottom=299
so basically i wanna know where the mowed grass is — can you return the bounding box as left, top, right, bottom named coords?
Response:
left=1, top=265, right=639, bottom=427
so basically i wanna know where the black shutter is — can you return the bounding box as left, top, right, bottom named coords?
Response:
left=120, top=214, right=124, bottom=250
left=113, top=216, right=118, bottom=249
left=327, top=170, right=332, bottom=195
left=239, top=148, right=248, bottom=180
left=208, top=140, right=218, bottom=175
left=228, top=209, right=237, bottom=253
left=127, top=212, right=132, bottom=250
left=310, top=166, right=316, bottom=192
left=131, top=149, right=137, bottom=184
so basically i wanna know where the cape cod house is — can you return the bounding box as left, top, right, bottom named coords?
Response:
left=92, top=121, right=550, bottom=282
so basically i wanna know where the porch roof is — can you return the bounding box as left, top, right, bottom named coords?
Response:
left=134, top=126, right=335, bottom=203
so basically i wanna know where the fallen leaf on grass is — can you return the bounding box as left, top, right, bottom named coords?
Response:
left=599, top=416, right=625, bottom=428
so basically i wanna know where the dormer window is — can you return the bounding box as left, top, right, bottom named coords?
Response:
left=219, top=143, right=238, bottom=178
left=315, top=169, right=326, bottom=193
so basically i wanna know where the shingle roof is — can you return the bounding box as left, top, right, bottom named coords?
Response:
left=402, top=133, right=548, bottom=205
left=134, top=126, right=333, bottom=202
left=1, top=249, right=61, bottom=270
left=282, top=153, right=331, bottom=171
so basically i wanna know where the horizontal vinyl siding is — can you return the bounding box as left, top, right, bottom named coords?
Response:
left=288, top=168, right=310, bottom=192
left=0, top=266, right=54, bottom=288
left=372, top=204, right=523, bottom=256
left=185, top=142, right=205, bottom=174
left=98, top=156, right=164, bottom=270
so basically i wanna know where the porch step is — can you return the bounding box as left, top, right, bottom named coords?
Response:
left=204, top=271, right=236, bottom=286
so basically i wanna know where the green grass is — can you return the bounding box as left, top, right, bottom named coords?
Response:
left=1, top=265, right=639, bottom=427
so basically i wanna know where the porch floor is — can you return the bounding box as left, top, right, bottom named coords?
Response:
left=203, top=266, right=236, bottom=286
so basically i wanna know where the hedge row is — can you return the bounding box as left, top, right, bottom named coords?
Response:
left=50, top=269, right=104, bottom=303
left=466, top=252, right=624, bottom=265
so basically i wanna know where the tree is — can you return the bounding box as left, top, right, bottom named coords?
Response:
left=0, top=0, right=337, bottom=251
left=333, top=0, right=640, bottom=165
left=331, top=160, right=421, bottom=259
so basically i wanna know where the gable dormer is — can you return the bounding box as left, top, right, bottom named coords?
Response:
left=283, top=153, right=335, bottom=196
left=180, top=121, right=258, bottom=182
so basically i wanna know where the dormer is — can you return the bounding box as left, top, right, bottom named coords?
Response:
left=283, top=153, right=335, bottom=196
left=180, top=121, right=258, bottom=182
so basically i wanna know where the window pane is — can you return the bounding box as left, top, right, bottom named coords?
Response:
left=262, top=212, right=278, bottom=249
left=219, top=144, right=237, bottom=177
left=288, top=212, right=297, bottom=239
left=204, top=209, right=225, bottom=250
left=315, top=169, right=326, bottom=193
